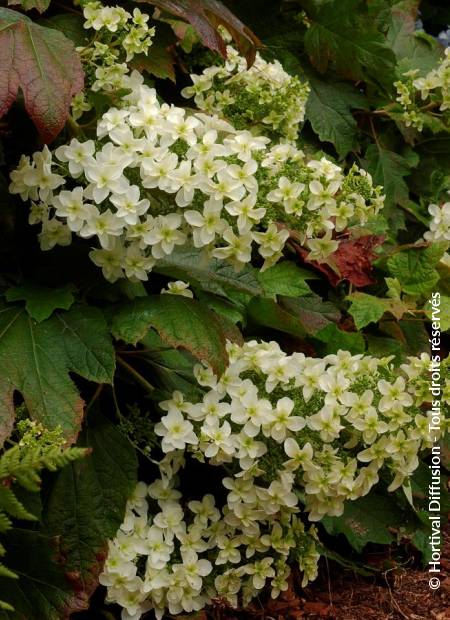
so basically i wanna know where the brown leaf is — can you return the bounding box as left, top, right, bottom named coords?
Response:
left=294, top=235, right=384, bottom=288
left=0, top=8, right=83, bottom=142
left=140, top=0, right=261, bottom=65
left=332, top=234, right=385, bottom=287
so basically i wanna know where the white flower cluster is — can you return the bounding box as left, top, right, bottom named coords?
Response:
left=424, top=196, right=450, bottom=242
left=101, top=341, right=449, bottom=620
left=394, top=49, right=450, bottom=131
left=71, top=1, right=154, bottom=117
left=10, top=73, right=383, bottom=283
left=100, top=456, right=319, bottom=620
left=182, top=45, right=310, bottom=142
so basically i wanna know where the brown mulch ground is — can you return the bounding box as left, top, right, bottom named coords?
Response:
left=204, top=526, right=450, bottom=620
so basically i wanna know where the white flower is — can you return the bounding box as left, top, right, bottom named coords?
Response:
left=378, top=377, right=413, bottom=412
left=161, top=280, right=194, bottom=297
left=55, top=139, right=96, bottom=177
left=110, top=186, right=150, bottom=225
left=38, top=218, right=71, bottom=250
left=154, top=410, right=198, bottom=452
left=306, top=230, right=339, bottom=262
left=225, top=195, right=266, bottom=233
left=262, top=396, right=305, bottom=442
left=52, top=187, right=91, bottom=231
left=184, top=199, right=226, bottom=247
left=143, top=214, right=186, bottom=258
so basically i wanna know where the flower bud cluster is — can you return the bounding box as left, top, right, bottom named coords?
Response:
left=10, top=73, right=383, bottom=283
left=71, top=1, right=155, bottom=117
left=181, top=45, right=310, bottom=142
left=394, top=49, right=450, bottom=131
left=101, top=341, right=449, bottom=619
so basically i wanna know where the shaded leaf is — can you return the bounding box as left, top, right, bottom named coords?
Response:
left=303, top=0, right=396, bottom=87
left=0, top=304, right=115, bottom=443
left=141, top=0, right=260, bottom=65
left=280, top=296, right=340, bottom=335
left=0, top=416, right=137, bottom=619
left=248, top=295, right=339, bottom=338
left=322, top=492, right=408, bottom=553
left=365, top=144, right=415, bottom=218
left=5, top=283, right=75, bottom=322
left=41, top=14, right=89, bottom=47
left=247, top=297, right=308, bottom=339
left=316, top=323, right=365, bottom=355
left=0, top=8, right=84, bottom=143
left=110, top=295, right=234, bottom=375
left=305, top=77, right=367, bottom=158
left=155, top=245, right=263, bottom=301
left=130, top=22, right=177, bottom=81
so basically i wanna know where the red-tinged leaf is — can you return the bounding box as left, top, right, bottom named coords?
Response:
left=0, top=8, right=83, bottom=143
left=141, top=0, right=261, bottom=65
left=332, top=234, right=385, bottom=287
left=294, top=235, right=384, bottom=288
left=7, top=0, right=51, bottom=13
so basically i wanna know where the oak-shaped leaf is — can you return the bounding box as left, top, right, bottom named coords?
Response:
left=332, top=235, right=385, bottom=287
left=110, top=295, right=237, bottom=375
left=0, top=415, right=137, bottom=619
left=5, top=283, right=75, bottom=322
left=0, top=303, right=115, bottom=446
left=0, top=8, right=84, bottom=143
left=303, top=0, right=396, bottom=88
left=295, top=235, right=384, bottom=288
left=141, top=0, right=260, bottom=65
left=347, top=292, right=414, bottom=329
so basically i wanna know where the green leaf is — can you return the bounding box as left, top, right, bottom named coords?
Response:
left=130, top=23, right=177, bottom=81
left=365, top=144, right=414, bottom=216
left=315, top=323, right=365, bottom=355
left=347, top=292, right=413, bottom=329
left=305, top=77, right=367, bottom=158
left=303, top=0, right=396, bottom=87
left=425, top=293, right=450, bottom=332
left=387, top=243, right=448, bottom=296
left=387, top=14, right=442, bottom=74
left=0, top=8, right=84, bottom=143
left=257, top=262, right=314, bottom=299
left=247, top=298, right=307, bottom=338
left=7, top=0, right=50, bottom=13
left=366, top=334, right=403, bottom=362
left=322, top=492, right=405, bottom=552
left=0, top=416, right=137, bottom=619
left=197, top=292, right=245, bottom=325
left=110, top=295, right=234, bottom=375
left=248, top=295, right=339, bottom=338
left=155, top=245, right=263, bottom=301
left=0, top=304, right=115, bottom=444
left=41, top=14, right=89, bottom=47
left=5, top=284, right=75, bottom=322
